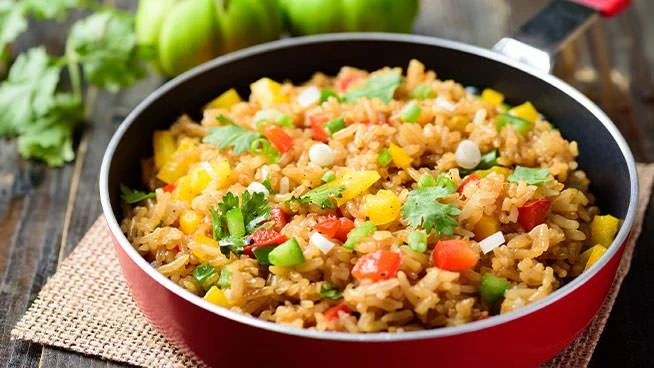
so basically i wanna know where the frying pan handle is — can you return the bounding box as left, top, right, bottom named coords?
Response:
left=492, top=0, right=630, bottom=73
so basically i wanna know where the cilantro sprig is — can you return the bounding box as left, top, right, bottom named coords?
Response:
left=0, top=1, right=152, bottom=166
left=203, top=115, right=280, bottom=162
left=120, top=184, right=156, bottom=204
left=508, top=166, right=550, bottom=185
left=400, top=181, right=461, bottom=236
left=295, top=184, right=345, bottom=209
left=343, top=71, right=402, bottom=104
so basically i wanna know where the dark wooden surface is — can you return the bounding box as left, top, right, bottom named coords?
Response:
left=1, top=1, right=653, bottom=367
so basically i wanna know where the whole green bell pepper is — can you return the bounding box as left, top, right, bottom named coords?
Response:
left=280, top=0, right=419, bottom=36
left=136, top=0, right=283, bottom=76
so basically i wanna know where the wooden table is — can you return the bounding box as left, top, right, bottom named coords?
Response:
left=1, top=1, right=653, bottom=367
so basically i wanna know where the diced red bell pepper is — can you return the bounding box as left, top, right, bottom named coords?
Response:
left=309, top=114, right=329, bottom=143
left=244, top=228, right=288, bottom=257
left=262, top=125, right=294, bottom=153
left=518, top=199, right=551, bottom=232
left=336, top=74, right=361, bottom=93
left=315, top=216, right=355, bottom=242
left=352, top=250, right=401, bottom=282
left=269, top=206, right=288, bottom=232
left=162, top=183, right=176, bottom=192
left=432, top=239, right=479, bottom=271
left=457, top=174, right=480, bottom=194
left=325, top=302, right=351, bottom=321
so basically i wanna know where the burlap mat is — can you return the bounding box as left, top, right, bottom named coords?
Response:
left=11, top=164, right=654, bottom=368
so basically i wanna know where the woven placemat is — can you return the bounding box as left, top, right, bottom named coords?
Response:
left=11, top=164, right=654, bottom=368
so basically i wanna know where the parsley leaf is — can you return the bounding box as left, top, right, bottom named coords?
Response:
left=120, top=184, right=156, bottom=204
left=204, top=124, right=262, bottom=154
left=0, top=47, right=62, bottom=136
left=401, top=184, right=461, bottom=236
left=0, top=1, right=27, bottom=57
left=319, top=283, right=343, bottom=300
left=68, top=9, right=153, bottom=93
left=343, top=71, right=402, bottom=104
left=508, top=166, right=550, bottom=185
left=296, top=185, right=345, bottom=209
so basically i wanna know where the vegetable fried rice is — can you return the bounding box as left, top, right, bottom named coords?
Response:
left=120, top=59, right=621, bottom=332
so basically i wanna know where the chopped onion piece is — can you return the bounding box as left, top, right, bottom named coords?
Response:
left=310, top=232, right=336, bottom=254
left=479, top=231, right=505, bottom=254
left=247, top=182, right=269, bottom=195
left=297, top=86, right=321, bottom=108
left=455, top=139, right=481, bottom=169
left=435, top=96, right=456, bottom=111
left=309, top=143, right=335, bottom=167
left=254, top=108, right=281, bottom=123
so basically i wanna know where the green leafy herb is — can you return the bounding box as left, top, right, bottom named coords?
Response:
left=23, top=0, right=86, bottom=20
left=68, top=9, right=153, bottom=93
left=0, top=1, right=28, bottom=56
left=496, top=113, right=531, bottom=133
left=377, top=148, right=392, bottom=167
left=411, top=84, right=434, bottom=100
left=204, top=123, right=262, bottom=154
left=342, top=221, right=376, bottom=249
left=217, top=267, right=231, bottom=289
left=296, top=185, right=345, bottom=209
left=120, top=184, right=156, bottom=204
left=407, top=230, right=427, bottom=253
left=212, top=191, right=271, bottom=256
left=343, top=71, right=402, bottom=104
left=192, top=263, right=219, bottom=291
left=319, top=283, right=343, bottom=300
left=508, top=166, right=549, bottom=185
left=262, top=177, right=275, bottom=194
left=400, top=182, right=460, bottom=236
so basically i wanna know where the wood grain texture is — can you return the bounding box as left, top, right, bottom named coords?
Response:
left=0, top=1, right=652, bottom=367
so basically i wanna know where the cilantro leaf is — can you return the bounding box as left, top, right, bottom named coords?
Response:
left=0, top=1, right=27, bottom=56
left=68, top=9, right=152, bottom=93
left=297, top=185, right=345, bottom=209
left=343, top=71, right=402, bottom=104
left=508, top=166, right=550, bottom=185
left=217, top=192, right=239, bottom=214
left=203, top=124, right=262, bottom=154
left=16, top=93, right=83, bottom=166
left=120, top=184, right=156, bottom=204
left=401, top=184, right=461, bottom=236
left=23, top=0, right=85, bottom=20
left=0, top=47, right=62, bottom=136
left=240, top=191, right=271, bottom=233
left=319, top=283, right=343, bottom=300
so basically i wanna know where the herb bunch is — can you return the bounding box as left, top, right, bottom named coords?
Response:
left=0, top=0, right=151, bottom=166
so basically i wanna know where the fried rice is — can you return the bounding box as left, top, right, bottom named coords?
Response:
left=120, top=59, right=620, bottom=332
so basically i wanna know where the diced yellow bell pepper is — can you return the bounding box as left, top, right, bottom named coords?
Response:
left=474, top=215, right=500, bottom=241
left=325, top=170, right=381, bottom=206
left=153, top=130, right=177, bottom=170
left=590, top=214, right=620, bottom=247
left=508, top=102, right=539, bottom=123
left=204, top=286, right=230, bottom=307
left=211, top=161, right=233, bottom=189
left=474, top=166, right=512, bottom=178
left=189, top=165, right=213, bottom=194
left=481, top=88, right=504, bottom=106
left=250, top=78, right=289, bottom=106
left=156, top=138, right=200, bottom=184
left=446, top=115, right=470, bottom=131
left=388, top=143, right=413, bottom=168
left=206, top=88, right=242, bottom=110
left=173, top=176, right=195, bottom=202
left=363, top=190, right=402, bottom=225
left=179, top=210, right=202, bottom=235
left=189, top=235, right=221, bottom=262
left=580, top=245, right=607, bottom=271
